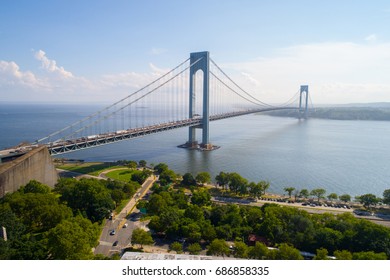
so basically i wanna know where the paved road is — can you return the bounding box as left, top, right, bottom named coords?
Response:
left=94, top=175, right=157, bottom=256
left=212, top=196, right=390, bottom=228
left=56, top=168, right=104, bottom=180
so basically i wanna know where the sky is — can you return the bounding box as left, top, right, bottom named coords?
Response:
left=1, top=0, right=390, bottom=105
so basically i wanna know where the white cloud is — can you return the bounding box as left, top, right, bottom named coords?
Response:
left=1, top=49, right=177, bottom=103
left=0, top=60, right=47, bottom=89
left=100, top=63, right=167, bottom=89
left=3, top=43, right=390, bottom=105
left=223, top=41, right=390, bottom=104
left=149, top=63, right=169, bottom=75
left=34, top=50, right=74, bottom=79
left=241, top=72, right=261, bottom=87
left=0, top=50, right=101, bottom=102
left=365, top=34, right=377, bottom=42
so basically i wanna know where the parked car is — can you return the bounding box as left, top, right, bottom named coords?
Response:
left=113, top=241, right=118, bottom=246
left=110, top=230, right=116, bottom=235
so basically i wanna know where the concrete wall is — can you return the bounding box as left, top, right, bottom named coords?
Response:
left=0, top=146, right=58, bottom=197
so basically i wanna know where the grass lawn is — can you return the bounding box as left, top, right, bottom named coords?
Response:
left=105, top=169, right=135, bottom=182
left=57, top=162, right=122, bottom=176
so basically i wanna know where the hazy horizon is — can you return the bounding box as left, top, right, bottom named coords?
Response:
left=1, top=1, right=390, bottom=105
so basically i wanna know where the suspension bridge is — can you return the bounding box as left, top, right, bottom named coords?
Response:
left=29, top=51, right=311, bottom=155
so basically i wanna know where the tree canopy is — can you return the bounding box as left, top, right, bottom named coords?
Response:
left=131, top=228, right=154, bottom=248
left=0, top=180, right=101, bottom=260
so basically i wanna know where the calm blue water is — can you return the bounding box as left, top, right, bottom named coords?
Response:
left=1, top=103, right=389, bottom=197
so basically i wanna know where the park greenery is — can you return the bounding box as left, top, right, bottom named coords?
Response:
left=136, top=163, right=390, bottom=259
left=0, top=160, right=148, bottom=259
left=1, top=160, right=390, bottom=260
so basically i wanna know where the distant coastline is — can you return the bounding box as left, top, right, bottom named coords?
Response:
left=261, top=105, right=390, bottom=121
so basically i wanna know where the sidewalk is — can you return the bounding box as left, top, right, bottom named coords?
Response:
left=114, top=175, right=157, bottom=227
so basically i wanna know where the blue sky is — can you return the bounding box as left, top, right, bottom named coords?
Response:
left=1, top=0, right=390, bottom=104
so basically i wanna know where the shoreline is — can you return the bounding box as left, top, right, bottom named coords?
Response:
left=56, top=160, right=390, bottom=228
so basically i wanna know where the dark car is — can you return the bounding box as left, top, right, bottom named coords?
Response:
left=113, top=241, right=118, bottom=246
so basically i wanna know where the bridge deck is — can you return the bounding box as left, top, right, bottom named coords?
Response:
left=46, top=107, right=297, bottom=155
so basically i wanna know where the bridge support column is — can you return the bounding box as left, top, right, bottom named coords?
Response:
left=299, top=85, right=309, bottom=119
left=180, top=51, right=219, bottom=151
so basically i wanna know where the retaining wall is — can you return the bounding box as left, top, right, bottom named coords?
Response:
left=0, top=146, right=58, bottom=197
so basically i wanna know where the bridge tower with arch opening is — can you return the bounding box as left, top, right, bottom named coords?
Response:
left=299, top=85, right=309, bottom=119
left=183, top=51, right=217, bottom=150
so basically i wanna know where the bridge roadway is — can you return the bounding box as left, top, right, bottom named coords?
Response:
left=46, top=106, right=297, bottom=155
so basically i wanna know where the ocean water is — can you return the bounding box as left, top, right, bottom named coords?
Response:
left=1, top=103, right=389, bottom=197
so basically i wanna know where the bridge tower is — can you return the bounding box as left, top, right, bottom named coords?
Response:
left=299, top=85, right=309, bottom=119
left=184, top=51, right=216, bottom=150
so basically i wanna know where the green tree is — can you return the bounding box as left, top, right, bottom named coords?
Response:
left=313, top=248, right=330, bottom=260
left=47, top=216, right=100, bottom=259
left=131, top=228, right=154, bottom=248
left=284, top=187, right=295, bottom=198
left=159, top=169, right=177, bottom=186
left=127, top=161, right=137, bottom=169
left=170, top=241, right=183, bottom=253
left=154, top=163, right=169, bottom=174
left=246, top=207, right=263, bottom=230
left=22, top=180, right=51, bottom=194
left=227, top=172, right=248, bottom=194
left=195, top=172, right=211, bottom=185
left=334, top=250, right=353, bottom=260
left=352, top=251, right=387, bottom=260
left=146, top=194, right=167, bottom=215
left=215, top=172, right=229, bottom=191
left=339, top=194, right=351, bottom=203
left=188, top=223, right=202, bottom=242
left=131, top=169, right=152, bottom=184
left=206, top=239, right=230, bottom=257
left=233, top=241, right=248, bottom=258
left=159, top=207, right=183, bottom=238
left=6, top=192, right=72, bottom=232
left=310, top=188, right=326, bottom=202
left=187, top=243, right=202, bottom=255
left=299, top=189, right=310, bottom=199
left=327, top=193, right=338, bottom=201
left=171, top=190, right=189, bottom=209
left=356, top=193, right=380, bottom=209
left=382, top=189, right=390, bottom=206
left=191, top=189, right=211, bottom=206
left=184, top=204, right=204, bottom=221
left=58, top=178, right=115, bottom=222
left=110, top=189, right=125, bottom=206
left=249, top=182, right=262, bottom=199
left=272, top=243, right=303, bottom=260
left=182, top=173, right=196, bottom=186
left=248, top=241, right=269, bottom=260
left=314, top=227, right=342, bottom=253
left=258, top=180, right=270, bottom=196
left=199, top=220, right=217, bottom=242
left=0, top=204, right=32, bottom=259
left=139, top=160, right=147, bottom=168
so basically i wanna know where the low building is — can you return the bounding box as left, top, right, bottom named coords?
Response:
left=121, top=252, right=236, bottom=260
